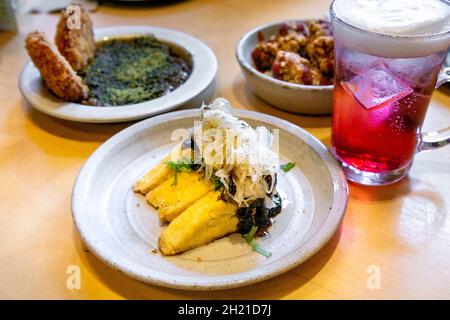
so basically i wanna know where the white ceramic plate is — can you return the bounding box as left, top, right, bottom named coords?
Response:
left=72, top=109, right=348, bottom=290
left=19, top=26, right=217, bottom=123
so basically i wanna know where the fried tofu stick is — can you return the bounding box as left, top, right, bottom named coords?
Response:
left=133, top=156, right=172, bottom=195
left=159, top=191, right=238, bottom=255
left=146, top=172, right=213, bottom=223
left=25, top=31, right=88, bottom=101
left=133, top=144, right=198, bottom=195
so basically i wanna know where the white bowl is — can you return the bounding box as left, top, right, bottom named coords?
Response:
left=19, top=26, right=217, bottom=123
left=236, top=20, right=333, bottom=115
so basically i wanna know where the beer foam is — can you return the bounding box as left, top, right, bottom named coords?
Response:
left=331, top=0, right=450, bottom=57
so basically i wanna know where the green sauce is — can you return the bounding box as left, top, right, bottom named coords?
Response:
left=80, top=35, right=192, bottom=106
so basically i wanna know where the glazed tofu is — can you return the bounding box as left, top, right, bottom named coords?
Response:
left=159, top=191, right=238, bottom=255
left=146, top=171, right=212, bottom=222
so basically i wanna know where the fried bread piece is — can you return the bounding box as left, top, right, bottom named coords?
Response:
left=55, top=5, right=95, bottom=71
left=25, top=31, right=88, bottom=101
left=159, top=190, right=238, bottom=255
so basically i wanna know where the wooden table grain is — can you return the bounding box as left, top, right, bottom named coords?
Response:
left=1, top=0, right=450, bottom=299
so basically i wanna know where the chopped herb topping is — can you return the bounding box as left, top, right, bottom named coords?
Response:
left=165, top=158, right=197, bottom=186
left=280, top=162, right=295, bottom=172
left=81, top=35, right=191, bottom=106
left=212, top=175, right=224, bottom=191
left=244, top=226, right=272, bottom=258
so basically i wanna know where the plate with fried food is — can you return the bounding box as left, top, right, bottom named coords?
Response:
left=19, top=7, right=216, bottom=123
left=72, top=98, right=348, bottom=290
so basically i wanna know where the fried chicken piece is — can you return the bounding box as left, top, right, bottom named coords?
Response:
left=275, top=21, right=309, bottom=53
left=252, top=30, right=308, bottom=71
left=272, top=50, right=323, bottom=85
left=278, top=21, right=309, bottom=37
left=304, top=20, right=334, bottom=78
left=251, top=19, right=335, bottom=85
left=306, top=35, right=335, bottom=77
left=318, top=56, right=334, bottom=78
left=55, top=5, right=95, bottom=71
left=306, top=19, right=333, bottom=37
left=25, top=31, right=88, bottom=101
left=252, top=41, right=277, bottom=71
left=306, top=35, right=334, bottom=60
left=276, top=32, right=308, bottom=53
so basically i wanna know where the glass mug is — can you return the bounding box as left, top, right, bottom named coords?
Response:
left=329, top=0, right=450, bottom=186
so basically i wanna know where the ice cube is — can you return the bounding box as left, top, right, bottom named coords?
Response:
left=341, top=64, right=414, bottom=110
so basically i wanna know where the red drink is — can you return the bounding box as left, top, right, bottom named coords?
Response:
left=331, top=45, right=442, bottom=173
left=330, top=0, right=450, bottom=185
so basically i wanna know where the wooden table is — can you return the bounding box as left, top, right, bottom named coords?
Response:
left=1, top=0, right=450, bottom=299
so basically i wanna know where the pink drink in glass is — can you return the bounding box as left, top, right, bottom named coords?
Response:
left=330, top=0, right=450, bottom=185
left=332, top=43, right=445, bottom=173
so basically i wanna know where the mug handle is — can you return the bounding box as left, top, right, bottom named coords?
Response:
left=436, top=66, right=450, bottom=88
left=417, top=66, right=450, bottom=152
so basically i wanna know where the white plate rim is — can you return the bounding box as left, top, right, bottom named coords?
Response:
left=19, top=26, right=217, bottom=123
left=71, top=109, right=348, bottom=290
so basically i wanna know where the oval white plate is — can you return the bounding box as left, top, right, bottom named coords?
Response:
left=19, top=26, right=217, bottom=123
left=72, top=109, right=348, bottom=290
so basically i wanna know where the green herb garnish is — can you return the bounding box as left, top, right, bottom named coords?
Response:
left=244, top=226, right=271, bottom=258
left=165, top=158, right=196, bottom=186
left=280, top=162, right=295, bottom=172
left=212, top=176, right=224, bottom=191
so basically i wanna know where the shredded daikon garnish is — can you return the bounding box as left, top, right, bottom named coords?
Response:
left=193, top=98, right=280, bottom=207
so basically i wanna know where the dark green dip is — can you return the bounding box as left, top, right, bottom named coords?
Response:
left=80, top=35, right=192, bottom=106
